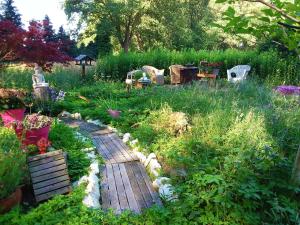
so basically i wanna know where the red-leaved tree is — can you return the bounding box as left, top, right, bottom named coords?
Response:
left=0, top=20, right=72, bottom=71
left=0, top=20, right=24, bottom=62
left=20, top=20, right=72, bottom=72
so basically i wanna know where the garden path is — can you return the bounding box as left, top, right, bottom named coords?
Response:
left=63, top=118, right=162, bottom=214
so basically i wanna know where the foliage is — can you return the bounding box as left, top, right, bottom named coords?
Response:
left=0, top=20, right=24, bottom=63
left=0, top=0, right=21, bottom=27
left=20, top=20, right=72, bottom=72
left=64, top=0, right=216, bottom=53
left=44, top=80, right=300, bottom=224
left=97, top=49, right=300, bottom=85
left=216, top=0, right=300, bottom=56
left=49, top=121, right=91, bottom=181
left=0, top=127, right=26, bottom=199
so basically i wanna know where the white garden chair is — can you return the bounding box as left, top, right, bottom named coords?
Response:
left=227, top=65, right=251, bottom=83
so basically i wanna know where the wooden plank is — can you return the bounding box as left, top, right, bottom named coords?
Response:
left=28, top=150, right=63, bottom=162
left=93, top=137, right=117, bottom=164
left=100, top=165, right=110, bottom=209
left=31, top=164, right=67, bottom=178
left=35, top=186, right=71, bottom=202
left=130, top=162, right=153, bottom=207
left=31, top=169, right=68, bottom=184
left=99, top=137, right=126, bottom=163
left=33, top=175, right=70, bottom=189
left=91, top=128, right=113, bottom=136
left=92, top=137, right=110, bottom=160
left=106, top=164, right=121, bottom=214
left=29, top=159, right=66, bottom=173
left=108, top=133, right=135, bottom=162
left=28, top=154, right=64, bottom=167
left=112, top=164, right=129, bottom=211
left=124, top=162, right=147, bottom=209
left=119, top=163, right=140, bottom=213
left=137, top=163, right=162, bottom=206
left=34, top=180, right=70, bottom=195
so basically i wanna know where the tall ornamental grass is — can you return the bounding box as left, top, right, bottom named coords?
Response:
left=96, top=49, right=299, bottom=85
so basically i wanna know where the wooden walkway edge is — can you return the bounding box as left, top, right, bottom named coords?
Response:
left=63, top=118, right=162, bottom=213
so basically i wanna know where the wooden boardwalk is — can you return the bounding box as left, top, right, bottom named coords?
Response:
left=63, top=118, right=162, bottom=213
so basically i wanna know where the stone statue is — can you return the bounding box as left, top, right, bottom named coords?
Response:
left=32, top=63, right=48, bottom=88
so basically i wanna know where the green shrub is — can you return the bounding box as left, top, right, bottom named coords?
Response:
left=0, top=127, right=26, bottom=199
left=96, top=49, right=300, bottom=85
left=49, top=121, right=91, bottom=181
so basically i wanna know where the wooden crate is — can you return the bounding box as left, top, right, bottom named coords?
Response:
left=28, top=150, right=71, bottom=202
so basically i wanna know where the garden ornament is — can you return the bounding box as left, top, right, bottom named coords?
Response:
left=32, top=63, right=49, bottom=88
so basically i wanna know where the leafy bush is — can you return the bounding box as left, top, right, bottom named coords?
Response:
left=97, top=49, right=300, bottom=85
left=49, top=121, right=91, bottom=181
left=0, top=127, right=26, bottom=199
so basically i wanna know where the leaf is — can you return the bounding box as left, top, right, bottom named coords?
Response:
left=224, top=6, right=236, bottom=17
left=215, top=0, right=228, bottom=3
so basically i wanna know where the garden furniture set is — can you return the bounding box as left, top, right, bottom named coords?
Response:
left=126, top=63, right=251, bottom=88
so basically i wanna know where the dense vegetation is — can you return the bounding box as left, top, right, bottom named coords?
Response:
left=97, top=49, right=299, bottom=84
left=1, top=79, right=300, bottom=224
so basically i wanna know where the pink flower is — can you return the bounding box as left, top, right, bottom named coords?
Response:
left=107, top=109, right=121, bottom=118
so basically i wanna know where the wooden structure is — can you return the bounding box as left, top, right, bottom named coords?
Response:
left=75, top=55, right=95, bottom=78
left=169, top=65, right=198, bottom=84
left=28, top=150, right=71, bottom=202
left=63, top=118, right=162, bottom=214
left=197, top=61, right=223, bottom=81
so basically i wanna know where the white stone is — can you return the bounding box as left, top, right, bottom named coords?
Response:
left=82, top=194, right=100, bottom=209
left=71, top=112, right=82, bottom=120
left=123, top=133, right=131, bottom=143
left=148, top=159, right=161, bottom=177
left=144, top=153, right=156, bottom=167
left=78, top=175, right=88, bottom=185
left=90, top=161, right=99, bottom=174
left=135, top=151, right=147, bottom=164
left=153, top=177, right=171, bottom=189
left=87, top=119, right=103, bottom=126
left=86, top=151, right=96, bottom=160
left=159, top=184, right=177, bottom=202
left=130, top=139, right=138, bottom=146
left=59, top=111, right=71, bottom=118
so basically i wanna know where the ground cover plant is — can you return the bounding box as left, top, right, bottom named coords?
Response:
left=3, top=80, right=298, bottom=225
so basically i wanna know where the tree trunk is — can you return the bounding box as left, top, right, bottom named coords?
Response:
left=292, top=145, right=300, bottom=184
left=122, top=40, right=130, bottom=53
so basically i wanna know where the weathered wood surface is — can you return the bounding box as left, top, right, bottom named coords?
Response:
left=63, top=119, right=162, bottom=213
left=100, top=162, right=161, bottom=214
left=28, top=150, right=71, bottom=202
left=93, top=133, right=138, bottom=164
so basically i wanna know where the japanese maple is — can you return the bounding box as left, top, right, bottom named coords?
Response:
left=20, top=20, right=72, bottom=72
left=0, top=20, right=24, bottom=62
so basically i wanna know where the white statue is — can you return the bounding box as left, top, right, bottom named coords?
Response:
left=32, top=63, right=48, bottom=88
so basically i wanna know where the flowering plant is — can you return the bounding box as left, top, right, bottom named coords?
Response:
left=48, top=87, right=65, bottom=102
left=23, top=113, right=52, bottom=130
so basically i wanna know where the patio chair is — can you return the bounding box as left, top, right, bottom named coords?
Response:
left=142, top=65, right=165, bottom=85
left=227, top=65, right=251, bottom=83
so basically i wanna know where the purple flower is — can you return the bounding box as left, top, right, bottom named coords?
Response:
left=275, top=86, right=300, bottom=95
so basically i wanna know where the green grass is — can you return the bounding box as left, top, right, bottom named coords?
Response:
left=47, top=80, right=300, bottom=224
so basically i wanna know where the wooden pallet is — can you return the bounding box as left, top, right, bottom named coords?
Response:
left=28, top=150, right=71, bottom=202
left=101, top=162, right=162, bottom=214
left=93, top=133, right=138, bottom=164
